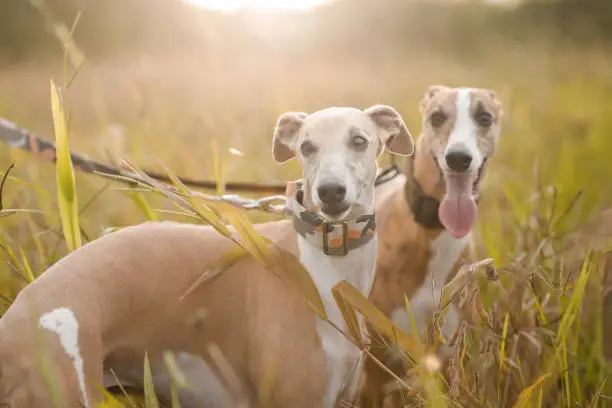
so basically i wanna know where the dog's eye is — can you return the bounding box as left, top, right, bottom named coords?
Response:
left=430, top=111, right=447, bottom=127
left=300, top=141, right=317, bottom=156
left=475, top=111, right=493, bottom=127
left=350, top=135, right=368, bottom=150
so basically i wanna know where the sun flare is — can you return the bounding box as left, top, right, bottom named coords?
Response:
left=184, top=0, right=329, bottom=12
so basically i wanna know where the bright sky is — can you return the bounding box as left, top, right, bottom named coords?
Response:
left=184, top=0, right=329, bottom=12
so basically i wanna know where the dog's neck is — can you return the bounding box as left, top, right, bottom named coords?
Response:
left=403, top=139, right=445, bottom=229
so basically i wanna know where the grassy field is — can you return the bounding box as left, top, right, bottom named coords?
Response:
left=0, top=34, right=611, bottom=407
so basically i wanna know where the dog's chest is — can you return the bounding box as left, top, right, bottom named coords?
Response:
left=427, top=231, right=470, bottom=293
left=297, top=236, right=377, bottom=408
left=391, top=231, right=469, bottom=333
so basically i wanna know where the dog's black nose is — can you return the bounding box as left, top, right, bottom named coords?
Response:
left=445, top=151, right=473, bottom=172
left=317, top=183, right=347, bottom=204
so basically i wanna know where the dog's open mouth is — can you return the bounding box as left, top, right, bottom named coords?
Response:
left=434, top=157, right=487, bottom=238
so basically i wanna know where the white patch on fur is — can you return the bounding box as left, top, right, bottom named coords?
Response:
left=298, top=235, right=378, bottom=408
left=391, top=231, right=468, bottom=338
left=39, top=307, right=89, bottom=408
left=442, top=88, right=483, bottom=172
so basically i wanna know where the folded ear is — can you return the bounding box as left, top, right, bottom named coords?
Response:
left=272, top=112, right=308, bottom=163
left=420, top=85, right=449, bottom=114
left=364, top=104, right=414, bottom=156
left=485, top=88, right=504, bottom=120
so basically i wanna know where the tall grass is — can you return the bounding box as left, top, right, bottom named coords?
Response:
left=0, top=8, right=611, bottom=408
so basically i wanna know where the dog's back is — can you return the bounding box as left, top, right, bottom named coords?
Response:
left=0, top=220, right=328, bottom=407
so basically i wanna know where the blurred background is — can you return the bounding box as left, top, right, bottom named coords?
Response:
left=0, top=1, right=612, bottom=405
left=0, top=0, right=611, bottom=298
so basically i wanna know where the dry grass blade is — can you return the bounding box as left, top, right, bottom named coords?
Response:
left=50, top=79, right=81, bottom=251
left=212, top=201, right=270, bottom=265
left=272, top=242, right=328, bottom=320
left=440, top=258, right=495, bottom=312
left=587, top=378, right=607, bottom=408
left=404, top=294, right=422, bottom=345
left=332, top=285, right=363, bottom=345
left=181, top=245, right=248, bottom=301
left=511, top=372, right=554, bottom=408
left=122, top=157, right=232, bottom=237
left=332, top=280, right=426, bottom=357
left=0, top=163, right=14, bottom=211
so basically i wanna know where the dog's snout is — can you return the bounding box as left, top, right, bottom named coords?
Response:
left=317, top=183, right=347, bottom=205
left=445, top=151, right=473, bottom=172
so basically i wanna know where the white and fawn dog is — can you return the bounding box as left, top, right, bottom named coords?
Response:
left=361, top=85, right=504, bottom=406
left=0, top=105, right=414, bottom=408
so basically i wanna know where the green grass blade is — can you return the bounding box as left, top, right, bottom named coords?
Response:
left=499, top=312, right=510, bottom=405
left=556, top=252, right=592, bottom=344
left=126, top=191, right=158, bottom=221
left=50, top=79, right=81, bottom=251
left=143, top=352, right=160, bottom=408
left=18, top=245, right=36, bottom=283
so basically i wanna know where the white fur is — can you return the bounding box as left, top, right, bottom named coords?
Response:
left=440, top=88, right=483, bottom=172
left=39, top=307, right=89, bottom=408
left=391, top=231, right=468, bottom=337
left=298, top=235, right=378, bottom=408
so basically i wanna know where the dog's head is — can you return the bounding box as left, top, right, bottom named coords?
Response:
left=273, top=105, right=414, bottom=219
left=418, top=85, right=504, bottom=238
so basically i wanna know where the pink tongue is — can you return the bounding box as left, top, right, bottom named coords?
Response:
left=438, top=173, right=478, bottom=238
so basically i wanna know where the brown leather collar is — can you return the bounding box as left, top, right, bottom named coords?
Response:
left=404, top=147, right=486, bottom=230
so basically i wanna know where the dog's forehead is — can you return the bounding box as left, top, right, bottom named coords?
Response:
left=427, top=87, right=500, bottom=116
left=469, top=88, right=502, bottom=115
left=301, top=107, right=374, bottom=140
left=428, top=88, right=460, bottom=113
